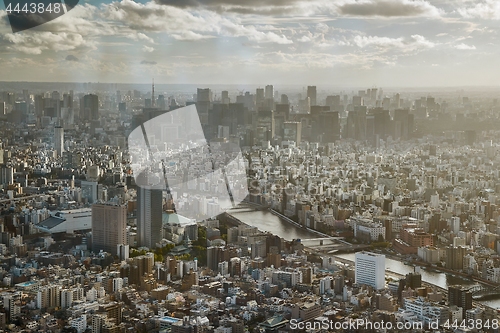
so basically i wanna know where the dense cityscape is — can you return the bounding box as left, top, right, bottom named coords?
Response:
left=1, top=82, right=500, bottom=333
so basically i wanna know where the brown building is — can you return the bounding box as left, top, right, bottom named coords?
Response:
left=92, top=204, right=127, bottom=254
left=394, top=224, right=433, bottom=254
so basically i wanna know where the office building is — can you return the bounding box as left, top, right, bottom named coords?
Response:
left=449, top=285, right=472, bottom=317
left=355, top=251, right=385, bottom=290
left=265, top=85, right=274, bottom=100
left=307, top=86, right=317, bottom=106
left=137, top=187, right=163, bottom=249
left=54, top=126, right=64, bottom=157
left=83, top=94, right=99, bottom=121
left=283, top=122, right=302, bottom=145
left=92, top=204, right=127, bottom=254
left=446, top=246, right=466, bottom=270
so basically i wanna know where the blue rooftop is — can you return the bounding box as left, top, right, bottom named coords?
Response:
left=160, top=316, right=180, bottom=324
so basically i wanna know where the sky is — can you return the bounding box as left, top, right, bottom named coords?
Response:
left=0, top=0, right=499, bottom=86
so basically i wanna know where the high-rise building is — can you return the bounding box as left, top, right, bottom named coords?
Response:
left=196, top=88, right=212, bottom=123
left=319, top=112, right=340, bottom=142
left=307, top=86, right=317, bottom=106
left=83, top=94, right=99, bottom=121
left=446, top=246, right=466, bottom=270
left=100, top=302, right=122, bottom=324
left=207, top=246, right=224, bottom=271
left=346, top=106, right=367, bottom=141
left=221, top=91, right=230, bottom=104
left=281, top=94, right=289, bottom=105
left=54, top=126, right=64, bottom=157
left=117, top=244, right=129, bottom=261
left=256, top=88, right=265, bottom=109
left=355, top=251, right=385, bottom=290
left=37, top=285, right=61, bottom=309
left=265, top=85, right=274, bottom=100
left=137, top=187, right=163, bottom=249
left=298, top=97, right=310, bottom=114
left=92, top=204, right=127, bottom=254
left=449, top=285, right=472, bottom=317
left=283, top=122, right=302, bottom=144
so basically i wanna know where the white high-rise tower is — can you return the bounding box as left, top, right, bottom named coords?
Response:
left=355, top=251, right=385, bottom=290
left=54, top=126, right=64, bottom=157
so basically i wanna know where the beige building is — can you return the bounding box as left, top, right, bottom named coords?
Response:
left=92, top=204, right=127, bottom=254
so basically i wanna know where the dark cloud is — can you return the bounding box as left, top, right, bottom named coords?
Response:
left=154, top=0, right=300, bottom=14
left=155, top=0, right=294, bottom=7
left=141, top=60, right=157, bottom=65
left=65, top=55, right=79, bottom=61
left=338, top=0, right=440, bottom=17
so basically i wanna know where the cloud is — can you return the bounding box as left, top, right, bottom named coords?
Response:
left=154, top=0, right=304, bottom=15
left=458, top=0, right=500, bottom=19
left=129, top=32, right=155, bottom=44
left=142, top=46, right=155, bottom=52
left=353, top=34, right=436, bottom=50
left=171, top=31, right=213, bottom=41
left=337, top=0, right=442, bottom=18
left=155, top=0, right=294, bottom=7
left=141, top=60, right=157, bottom=65
left=2, top=31, right=96, bottom=54
left=455, top=43, right=476, bottom=50
left=65, top=55, right=79, bottom=61
left=103, top=0, right=293, bottom=44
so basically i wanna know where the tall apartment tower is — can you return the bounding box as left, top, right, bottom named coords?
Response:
left=82, top=94, right=99, bottom=121
left=137, top=187, right=163, bottom=249
left=92, top=204, right=127, bottom=254
left=265, top=85, right=274, bottom=100
left=54, top=126, right=64, bottom=157
left=448, top=285, right=472, bottom=317
left=196, top=88, right=212, bottom=124
left=307, top=86, right=317, bottom=106
left=355, top=251, right=385, bottom=290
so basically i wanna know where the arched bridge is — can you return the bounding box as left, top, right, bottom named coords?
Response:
left=467, top=284, right=500, bottom=300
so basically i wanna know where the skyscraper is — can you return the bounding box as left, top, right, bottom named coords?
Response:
left=284, top=122, right=302, bottom=144
left=54, top=126, right=64, bottom=157
left=355, top=251, right=385, bottom=290
left=265, top=85, right=274, bottom=100
left=92, top=204, right=128, bottom=254
left=307, top=86, right=317, bottom=106
left=137, top=187, right=163, bottom=249
left=196, top=88, right=212, bottom=123
left=449, top=285, right=472, bottom=317
left=83, top=94, right=99, bottom=121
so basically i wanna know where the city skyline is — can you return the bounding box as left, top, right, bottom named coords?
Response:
left=1, top=0, right=500, bottom=86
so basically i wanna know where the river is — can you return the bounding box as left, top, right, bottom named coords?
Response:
left=228, top=206, right=500, bottom=309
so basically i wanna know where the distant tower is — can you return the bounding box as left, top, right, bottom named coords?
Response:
left=54, top=126, right=64, bottom=157
left=152, top=78, right=155, bottom=107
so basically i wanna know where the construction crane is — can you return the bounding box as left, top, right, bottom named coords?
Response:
left=161, top=158, right=177, bottom=213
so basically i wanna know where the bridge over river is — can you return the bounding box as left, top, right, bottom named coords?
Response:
left=468, top=285, right=500, bottom=300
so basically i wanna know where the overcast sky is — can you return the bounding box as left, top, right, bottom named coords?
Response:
left=0, top=0, right=499, bottom=86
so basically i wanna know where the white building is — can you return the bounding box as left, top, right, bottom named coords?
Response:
left=54, top=126, right=64, bottom=157
left=61, top=289, right=74, bottom=309
left=417, top=246, right=440, bottom=264
left=355, top=252, right=385, bottom=290
left=404, top=297, right=449, bottom=325
left=70, top=314, right=87, bottom=333
left=319, top=276, right=333, bottom=295
left=36, top=208, right=92, bottom=234
left=113, top=278, right=123, bottom=292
